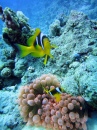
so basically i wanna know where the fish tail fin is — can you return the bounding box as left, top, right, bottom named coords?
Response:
left=44, top=89, right=49, bottom=94
left=42, top=86, right=49, bottom=94
left=15, top=44, right=31, bottom=57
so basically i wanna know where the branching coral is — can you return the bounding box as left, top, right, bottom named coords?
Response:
left=18, top=74, right=88, bottom=130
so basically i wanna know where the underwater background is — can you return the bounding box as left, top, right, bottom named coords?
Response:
left=0, top=0, right=97, bottom=130
left=0, top=0, right=97, bottom=33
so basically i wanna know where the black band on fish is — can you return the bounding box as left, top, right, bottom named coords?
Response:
left=49, top=87, right=62, bottom=96
left=35, top=32, right=47, bottom=50
left=34, top=32, right=41, bottom=47
left=56, top=87, right=62, bottom=94
left=42, top=35, right=47, bottom=49
left=49, top=92, right=53, bottom=96
left=40, top=33, right=47, bottom=49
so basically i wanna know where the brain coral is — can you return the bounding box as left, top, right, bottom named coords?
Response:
left=18, top=74, right=88, bottom=130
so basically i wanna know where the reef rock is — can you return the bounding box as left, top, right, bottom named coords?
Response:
left=48, top=10, right=97, bottom=109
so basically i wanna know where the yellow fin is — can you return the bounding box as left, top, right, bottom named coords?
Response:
left=60, top=86, right=65, bottom=93
left=43, top=55, right=48, bottom=65
left=42, top=86, right=49, bottom=94
left=30, top=51, right=45, bottom=57
left=54, top=93, right=61, bottom=102
left=49, top=54, right=53, bottom=58
left=27, top=28, right=41, bottom=46
left=43, top=54, right=53, bottom=65
left=16, top=44, right=32, bottom=57
left=35, top=44, right=42, bottom=50
left=30, top=44, right=45, bottom=57
left=51, top=44, right=58, bottom=48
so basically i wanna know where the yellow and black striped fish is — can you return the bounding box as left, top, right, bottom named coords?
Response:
left=43, top=87, right=62, bottom=102
left=16, top=28, right=56, bottom=65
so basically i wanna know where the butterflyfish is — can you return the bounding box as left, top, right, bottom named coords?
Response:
left=43, top=87, right=62, bottom=102
left=16, top=28, right=56, bottom=65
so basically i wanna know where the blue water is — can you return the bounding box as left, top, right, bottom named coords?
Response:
left=0, top=0, right=97, bottom=34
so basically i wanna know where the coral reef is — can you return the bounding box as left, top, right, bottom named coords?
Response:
left=13, top=58, right=28, bottom=78
left=0, top=90, right=24, bottom=130
left=0, top=6, right=97, bottom=129
left=1, top=67, right=12, bottom=78
left=18, top=74, right=88, bottom=130
left=0, top=6, right=34, bottom=46
left=0, top=38, right=20, bottom=87
left=49, top=19, right=61, bottom=36
left=49, top=10, right=97, bottom=109
left=0, top=7, right=97, bottom=109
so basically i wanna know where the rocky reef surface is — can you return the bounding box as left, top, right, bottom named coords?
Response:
left=0, top=9, right=97, bottom=130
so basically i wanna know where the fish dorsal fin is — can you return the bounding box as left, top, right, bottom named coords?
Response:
left=27, top=28, right=41, bottom=46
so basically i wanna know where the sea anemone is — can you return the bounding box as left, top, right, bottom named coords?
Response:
left=18, top=74, right=88, bottom=130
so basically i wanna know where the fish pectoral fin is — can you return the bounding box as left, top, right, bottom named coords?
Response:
left=43, top=54, right=53, bottom=65
left=51, top=44, right=58, bottom=48
left=60, top=86, right=66, bottom=93
left=49, top=54, right=53, bottom=58
left=15, top=44, right=32, bottom=57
